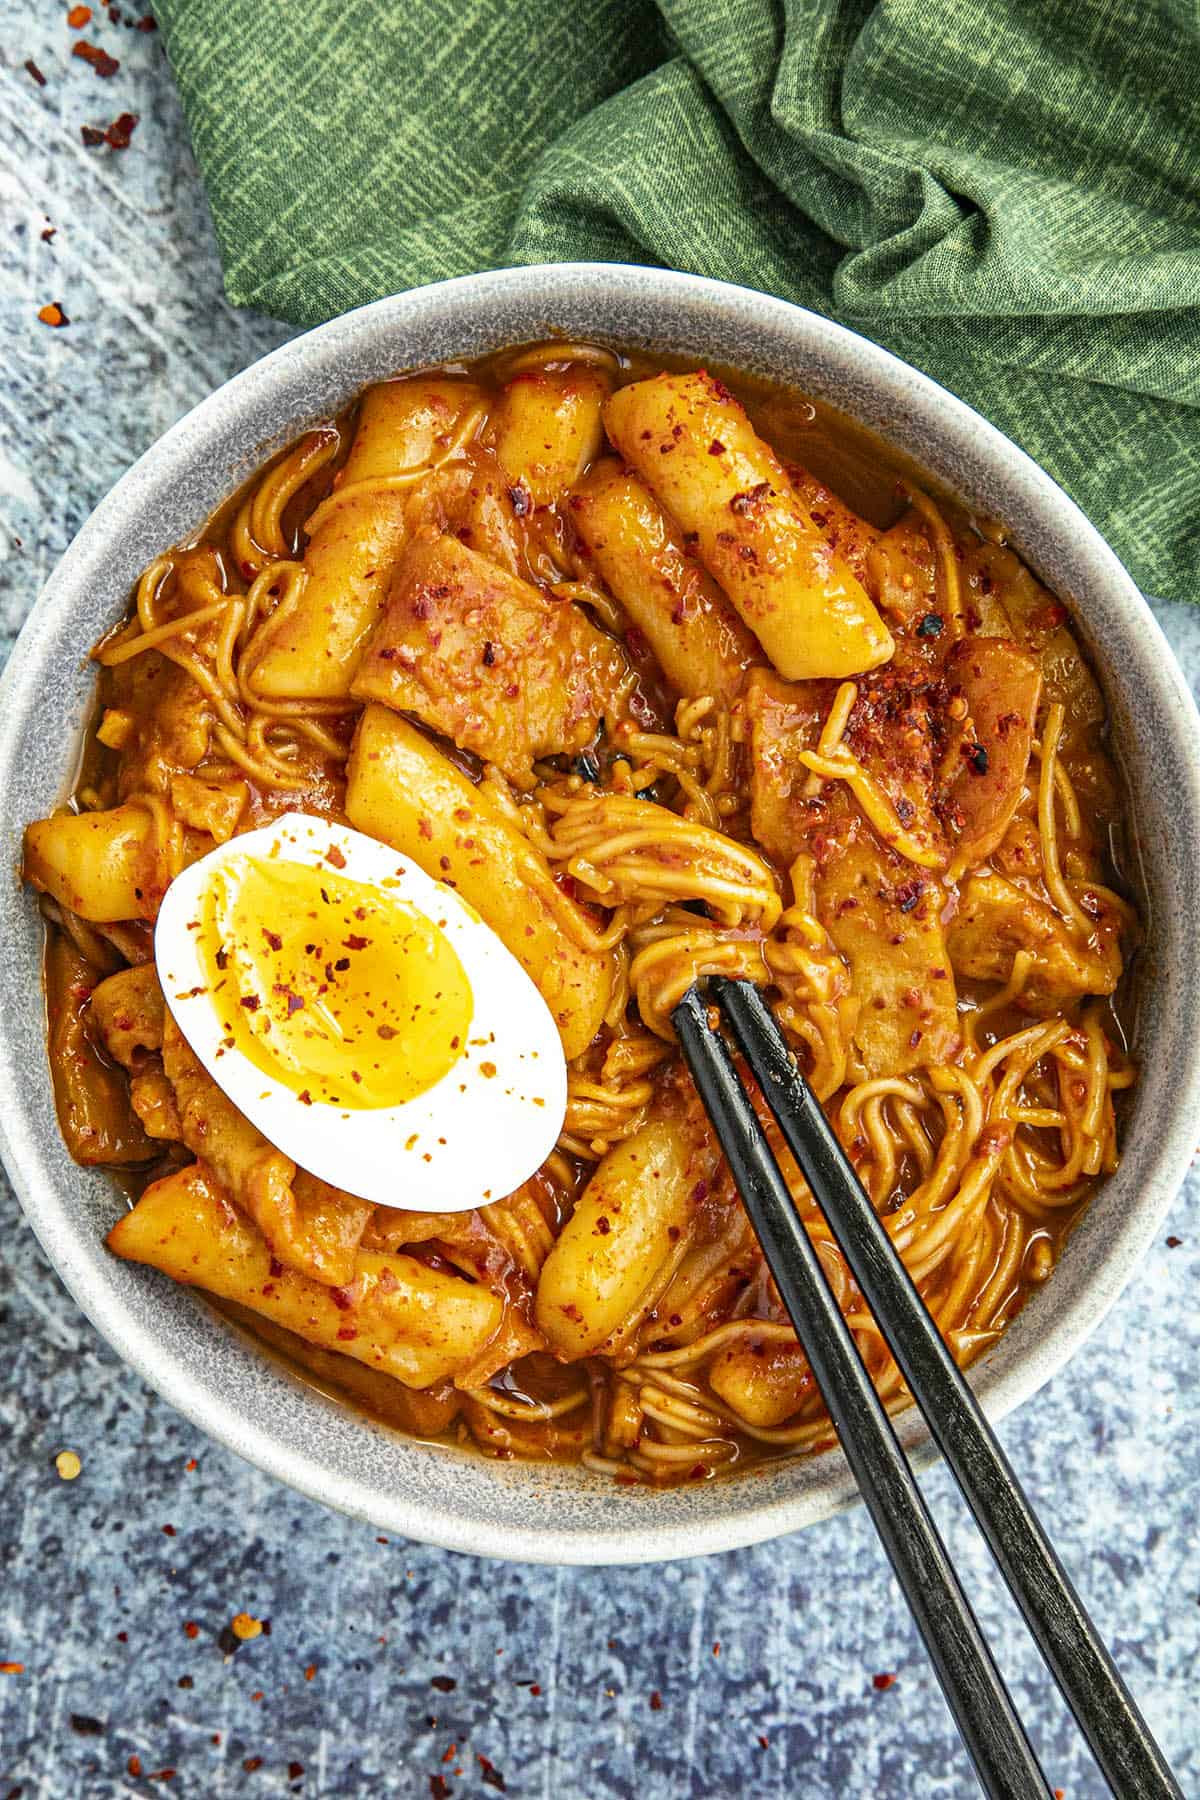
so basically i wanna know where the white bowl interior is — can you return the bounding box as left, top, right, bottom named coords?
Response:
left=2, top=264, right=1199, bottom=1563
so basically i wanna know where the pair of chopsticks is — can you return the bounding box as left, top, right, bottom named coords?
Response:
left=673, top=980, right=1180, bottom=1800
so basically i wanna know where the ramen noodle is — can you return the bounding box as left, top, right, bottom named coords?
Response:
left=23, top=342, right=1137, bottom=1482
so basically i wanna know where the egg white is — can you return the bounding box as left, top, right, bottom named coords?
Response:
left=154, top=811, right=567, bottom=1211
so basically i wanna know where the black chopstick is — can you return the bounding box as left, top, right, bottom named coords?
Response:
left=687, top=977, right=1181, bottom=1800
left=673, top=986, right=1050, bottom=1799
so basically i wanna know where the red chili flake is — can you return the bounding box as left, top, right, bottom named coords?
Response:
left=288, top=1767, right=304, bottom=1782
left=1054, top=1791, right=1065, bottom=1799
left=161, top=1523, right=176, bottom=1537
left=262, top=928, right=283, bottom=951
left=183, top=1621, right=199, bottom=1639
left=41, top=225, right=57, bottom=241
left=648, top=1690, right=663, bottom=1711
left=342, top=934, right=368, bottom=951
left=872, top=1671, right=897, bottom=1691
left=116, top=1630, right=128, bottom=1643
left=37, top=302, right=69, bottom=327
left=149, top=1771, right=175, bottom=1784
left=297, top=1089, right=313, bottom=1106
left=430, top=1674, right=456, bottom=1692
left=1166, top=1236, right=1182, bottom=1247
left=304, top=1664, right=317, bottom=1681
left=430, top=1779, right=452, bottom=1800
left=24, top=59, right=47, bottom=86
left=712, top=1641, right=720, bottom=1656
left=758, top=1734, right=770, bottom=1749
left=477, top=1754, right=506, bottom=1791
left=177, top=1675, right=193, bottom=1690
left=729, top=481, right=772, bottom=516
left=441, top=1745, right=456, bottom=1765
left=240, top=994, right=261, bottom=1012
left=528, top=1683, right=541, bottom=1696
left=68, top=3, right=93, bottom=23
left=243, top=1758, right=263, bottom=1773
left=185, top=1458, right=197, bottom=1472
left=708, top=439, right=725, bottom=456
left=73, top=39, right=120, bottom=75
left=127, top=1758, right=142, bottom=1778
left=135, top=12, right=157, bottom=27
left=595, top=1215, right=611, bottom=1236
left=324, top=845, right=347, bottom=869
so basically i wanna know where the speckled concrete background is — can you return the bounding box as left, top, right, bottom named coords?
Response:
left=0, top=12, right=1197, bottom=1799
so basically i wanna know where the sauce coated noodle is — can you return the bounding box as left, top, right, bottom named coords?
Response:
left=24, top=341, right=1138, bottom=1484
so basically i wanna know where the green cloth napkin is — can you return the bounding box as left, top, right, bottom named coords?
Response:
left=156, top=0, right=1200, bottom=605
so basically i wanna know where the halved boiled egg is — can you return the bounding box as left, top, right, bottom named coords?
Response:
left=154, top=811, right=567, bottom=1210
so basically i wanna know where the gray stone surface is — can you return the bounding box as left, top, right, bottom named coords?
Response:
left=0, top=13, right=1197, bottom=1798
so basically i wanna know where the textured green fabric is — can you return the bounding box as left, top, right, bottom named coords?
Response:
left=156, top=0, right=1200, bottom=603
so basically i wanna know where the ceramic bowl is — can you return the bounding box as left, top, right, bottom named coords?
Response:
left=3, top=264, right=1198, bottom=1565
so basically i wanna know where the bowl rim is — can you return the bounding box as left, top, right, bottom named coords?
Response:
left=4, top=260, right=1200, bottom=1565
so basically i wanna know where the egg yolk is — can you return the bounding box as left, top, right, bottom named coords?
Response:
left=196, top=856, right=472, bottom=1109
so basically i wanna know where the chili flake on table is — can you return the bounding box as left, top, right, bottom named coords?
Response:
left=72, top=39, right=120, bottom=75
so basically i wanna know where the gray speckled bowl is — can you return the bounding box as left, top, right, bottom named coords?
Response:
left=3, top=264, right=1199, bottom=1565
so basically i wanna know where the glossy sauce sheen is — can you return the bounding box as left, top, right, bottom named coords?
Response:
left=36, top=339, right=1139, bottom=1482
